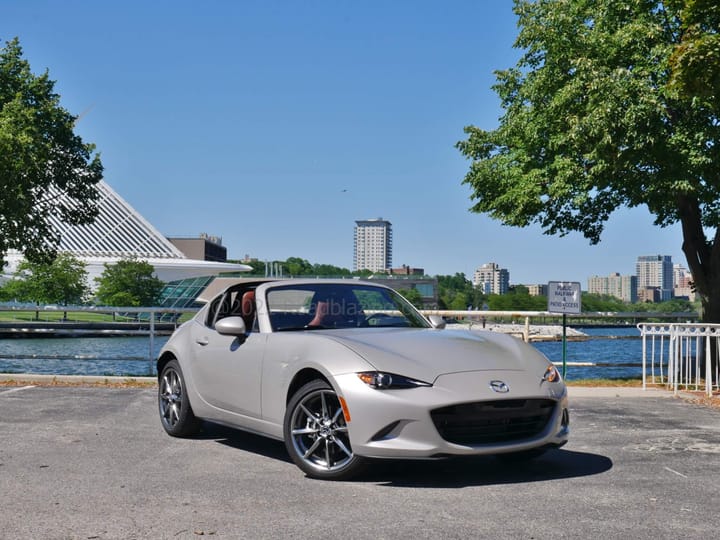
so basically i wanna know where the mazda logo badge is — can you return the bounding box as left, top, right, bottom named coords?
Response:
left=490, top=380, right=509, bottom=393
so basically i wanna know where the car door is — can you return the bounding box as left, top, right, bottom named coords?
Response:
left=187, top=291, right=266, bottom=418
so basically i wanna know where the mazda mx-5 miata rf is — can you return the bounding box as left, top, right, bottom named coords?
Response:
left=157, top=278, right=569, bottom=480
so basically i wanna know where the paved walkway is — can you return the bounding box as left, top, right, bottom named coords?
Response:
left=1, top=385, right=719, bottom=538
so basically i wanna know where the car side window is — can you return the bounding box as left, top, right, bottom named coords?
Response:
left=266, top=288, right=315, bottom=330
left=231, top=288, right=257, bottom=332
left=206, top=292, right=233, bottom=329
left=205, top=296, right=222, bottom=328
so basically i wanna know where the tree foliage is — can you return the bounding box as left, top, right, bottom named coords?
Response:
left=397, top=286, right=424, bottom=309
left=581, top=293, right=629, bottom=313
left=457, top=0, right=720, bottom=322
left=94, top=258, right=164, bottom=307
left=0, top=38, right=103, bottom=269
left=242, top=257, right=360, bottom=277
left=668, top=0, right=720, bottom=112
left=437, top=273, right=477, bottom=310
left=1, top=253, right=88, bottom=305
left=487, top=290, right=547, bottom=311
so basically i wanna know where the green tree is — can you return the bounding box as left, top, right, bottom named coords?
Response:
left=397, top=286, right=424, bottom=309
left=668, top=0, right=720, bottom=112
left=0, top=38, right=103, bottom=269
left=353, top=268, right=375, bottom=278
left=510, top=284, right=529, bottom=296
left=581, top=293, right=628, bottom=313
left=437, top=273, right=475, bottom=309
left=284, top=257, right=313, bottom=276
left=237, top=258, right=354, bottom=277
left=312, top=263, right=352, bottom=276
left=457, top=1, right=720, bottom=324
left=1, top=253, right=88, bottom=305
left=487, top=292, right=546, bottom=311
left=94, top=258, right=164, bottom=307
left=448, top=292, right=470, bottom=311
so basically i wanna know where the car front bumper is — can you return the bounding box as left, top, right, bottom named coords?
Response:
left=335, top=370, right=569, bottom=459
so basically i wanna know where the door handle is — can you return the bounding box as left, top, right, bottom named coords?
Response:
left=195, top=337, right=209, bottom=346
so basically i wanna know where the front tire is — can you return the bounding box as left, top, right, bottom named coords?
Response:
left=284, top=380, right=366, bottom=480
left=158, top=359, right=202, bottom=437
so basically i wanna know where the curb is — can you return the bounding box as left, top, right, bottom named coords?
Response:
left=567, top=386, right=674, bottom=398
left=0, top=373, right=156, bottom=385
left=0, top=373, right=674, bottom=396
left=1, top=375, right=710, bottom=403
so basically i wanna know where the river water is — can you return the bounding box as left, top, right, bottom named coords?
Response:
left=0, top=326, right=645, bottom=380
left=533, top=326, right=643, bottom=380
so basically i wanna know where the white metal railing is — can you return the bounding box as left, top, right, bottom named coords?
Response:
left=638, top=322, right=720, bottom=396
left=423, top=310, right=697, bottom=343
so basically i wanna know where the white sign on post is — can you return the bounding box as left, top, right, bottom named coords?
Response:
left=547, top=281, right=582, bottom=314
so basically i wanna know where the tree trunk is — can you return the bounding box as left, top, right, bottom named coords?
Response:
left=678, top=196, right=720, bottom=382
left=677, top=195, right=714, bottom=317
left=697, top=293, right=720, bottom=381
left=677, top=194, right=720, bottom=378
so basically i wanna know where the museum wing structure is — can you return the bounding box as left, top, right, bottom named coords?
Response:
left=2, top=181, right=250, bottom=289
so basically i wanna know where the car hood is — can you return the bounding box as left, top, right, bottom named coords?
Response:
left=323, top=328, right=547, bottom=383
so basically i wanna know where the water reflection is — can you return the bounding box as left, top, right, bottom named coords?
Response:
left=0, top=336, right=168, bottom=376
left=0, top=328, right=645, bottom=379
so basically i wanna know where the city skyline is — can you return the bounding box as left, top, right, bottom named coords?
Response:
left=245, top=238, right=688, bottom=293
left=3, top=2, right=687, bottom=284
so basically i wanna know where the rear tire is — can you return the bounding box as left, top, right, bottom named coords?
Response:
left=158, top=359, right=202, bottom=437
left=284, top=380, right=367, bottom=480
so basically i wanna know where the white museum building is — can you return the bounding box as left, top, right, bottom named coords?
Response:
left=1, top=180, right=250, bottom=288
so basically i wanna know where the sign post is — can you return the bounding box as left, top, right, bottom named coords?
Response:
left=547, top=281, right=582, bottom=378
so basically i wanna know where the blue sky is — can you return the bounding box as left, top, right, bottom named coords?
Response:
left=3, top=0, right=686, bottom=284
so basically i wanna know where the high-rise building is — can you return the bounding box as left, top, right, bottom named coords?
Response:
left=588, top=273, right=638, bottom=303
left=526, top=284, right=548, bottom=297
left=472, top=262, right=510, bottom=295
left=673, top=263, right=695, bottom=300
left=353, top=218, right=392, bottom=272
left=636, top=255, right=673, bottom=301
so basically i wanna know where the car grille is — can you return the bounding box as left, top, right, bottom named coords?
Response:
left=430, top=399, right=556, bottom=445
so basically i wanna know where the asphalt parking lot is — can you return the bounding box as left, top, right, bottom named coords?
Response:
left=1, top=385, right=719, bottom=539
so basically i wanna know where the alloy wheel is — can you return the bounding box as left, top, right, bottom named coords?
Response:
left=159, top=367, right=183, bottom=429
left=288, top=388, right=354, bottom=473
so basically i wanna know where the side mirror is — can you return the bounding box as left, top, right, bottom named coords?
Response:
left=215, top=316, right=247, bottom=336
left=427, top=314, right=446, bottom=329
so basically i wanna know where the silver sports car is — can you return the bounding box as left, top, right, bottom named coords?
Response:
left=157, top=278, right=569, bottom=480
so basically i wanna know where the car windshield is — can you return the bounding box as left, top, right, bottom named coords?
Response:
left=265, top=283, right=430, bottom=331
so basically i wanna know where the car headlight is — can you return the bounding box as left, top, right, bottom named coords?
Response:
left=542, top=365, right=562, bottom=383
left=357, top=371, right=432, bottom=389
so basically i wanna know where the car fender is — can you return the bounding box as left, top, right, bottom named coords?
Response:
left=260, top=332, right=374, bottom=426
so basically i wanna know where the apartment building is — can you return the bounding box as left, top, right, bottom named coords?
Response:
left=353, top=218, right=393, bottom=272
left=673, top=263, right=695, bottom=300
left=636, top=255, right=673, bottom=301
left=472, top=262, right=510, bottom=295
left=588, top=273, right=638, bottom=303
